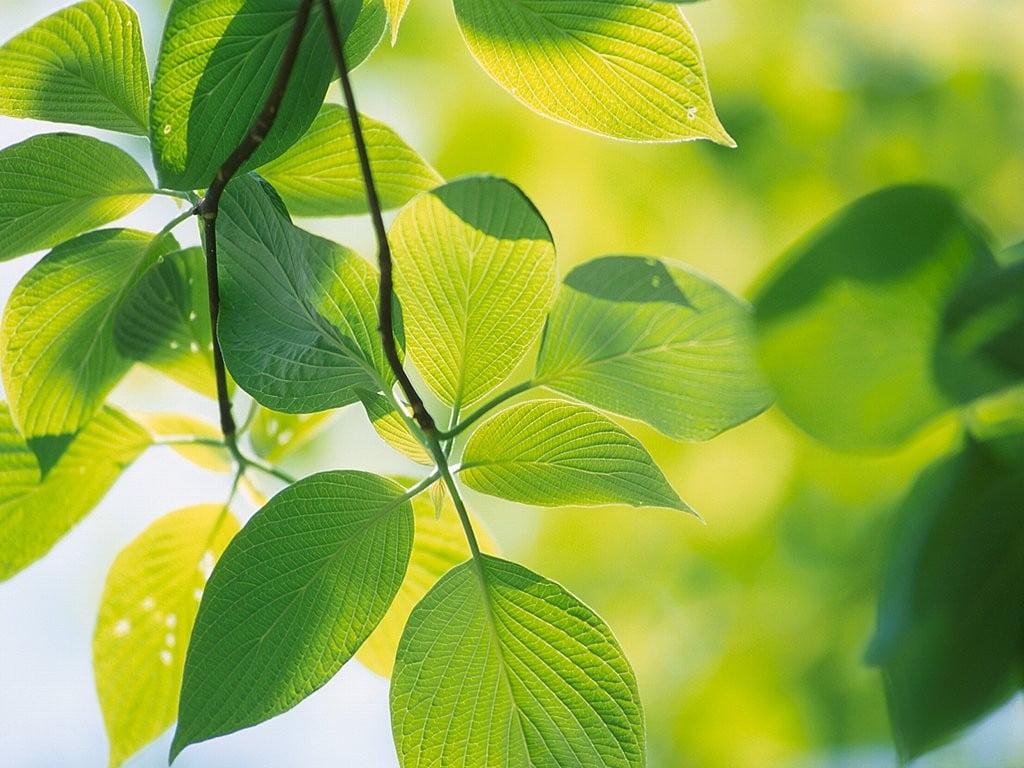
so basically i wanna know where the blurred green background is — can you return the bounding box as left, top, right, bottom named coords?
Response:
left=2, top=0, right=1022, bottom=765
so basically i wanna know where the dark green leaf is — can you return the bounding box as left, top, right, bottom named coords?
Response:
left=172, top=471, right=414, bottom=759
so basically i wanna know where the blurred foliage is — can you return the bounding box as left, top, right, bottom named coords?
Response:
left=344, top=1, right=1024, bottom=765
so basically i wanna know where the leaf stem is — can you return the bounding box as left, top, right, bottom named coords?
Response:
left=320, top=0, right=435, bottom=436
left=439, top=379, right=536, bottom=440
left=193, top=0, right=314, bottom=449
left=245, top=459, right=298, bottom=486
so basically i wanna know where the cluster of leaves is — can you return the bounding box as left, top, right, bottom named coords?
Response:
left=0, top=1, right=771, bottom=767
left=752, top=185, right=1024, bottom=761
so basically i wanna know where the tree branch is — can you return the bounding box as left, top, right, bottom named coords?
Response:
left=319, top=0, right=436, bottom=435
left=194, top=0, right=314, bottom=442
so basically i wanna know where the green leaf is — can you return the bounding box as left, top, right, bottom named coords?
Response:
left=216, top=174, right=395, bottom=413
left=134, top=412, right=232, bottom=473
left=392, top=175, right=556, bottom=407
left=357, top=485, right=497, bottom=677
left=453, top=0, right=732, bottom=145
left=357, top=390, right=432, bottom=465
left=150, top=0, right=385, bottom=190
left=0, top=403, right=149, bottom=581
left=248, top=407, right=334, bottom=463
left=536, top=255, right=771, bottom=441
left=461, top=399, right=693, bottom=512
left=866, top=441, right=1024, bottom=760
left=0, top=134, right=153, bottom=262
left=1, top=229, right=177, bottom=444
left=0, top=0, right=149, bottom=134
left=94, top=505, right=238, bottom=768
left=171, top=470, right=414, bottom=759
left=258, top=104, right=441, bottom=217
left=391, top=555, right=645, bottom=768
left=384, top=0, right=410, bottom=44
left=114, top=247, right=217, bottom=397
left=755, top=185, right=998, bottom=449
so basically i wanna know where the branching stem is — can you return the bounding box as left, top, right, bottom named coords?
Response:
left=438, top=379, right=537, bottom=441
left=320, top=0, right=435, bottom=435
left=193, top=0, right=314, bottom=447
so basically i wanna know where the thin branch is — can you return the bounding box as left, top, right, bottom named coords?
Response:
left=319, top=0, right=436, bottom=435
left=194, top=0, right=314, bottom=444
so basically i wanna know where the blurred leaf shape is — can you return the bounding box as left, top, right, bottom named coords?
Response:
left=94, top=504, right=238, bottom=768
left=536, top=255, right=771, bottom=441
left=150, top=0, right=385, bottom=190
left=453, top=0, right=732, bottom=145
left=866, top=439, right=1024, bottom=760
left=172, top=471, right=413, bottom=759
left=392, top=175, right=556, bottom=407
left=134, top=412, right=231, bottom=473
left=391, top=555, right=645, bottom=768
left=248, top=406, right=335, bottom=463
left=0, top=403, right=149, bottom=581
left=0, top=0, right=149, bottom=134
left=0, top=134, right=153, bottom=262
left=259, top=104, right=441, bottom=217
left=755, top=185, right=1000, bottom=450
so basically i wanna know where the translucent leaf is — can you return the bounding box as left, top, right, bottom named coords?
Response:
left=171, top=471, right=414, bottom=758
left=453, top=0, right=732, bottom=145
left=384, top=0, right=410, bottom=44
left=1, top=229, right=177, bottom=444
left=0, top=134, right=153, bottom=262
left=248, top=407, right=334, bottom=463
left=0, top=0, right=149, bottom=134
left=357, top=390, right=432, bottom=465
left=391, top=555, right=645, bottom=767
left=216, top=174, right=395, bottom=413
left=114, top=247, right=217, bottom=397
left=0, top=403, right=149, bottom=581
left=461, top=399, right=693, bottom=513
left=392, top=175, right=556, bottom=407
left=356, top=485, right=498, bottom=677
left=258, top=105, right=441, bottom=217
left=150, top=0, right=385, bottom=190
left=536, top=255, right=771, bottom=441
left=755, top=185, right=998, bottom=449
left=134, top=412, right=231, bottom=473
left=866, top=441, right=1024, bottom=760
left=94, top=505, right=238, bottom=768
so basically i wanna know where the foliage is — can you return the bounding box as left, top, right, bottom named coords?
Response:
left=1, top=1, right=1021, bottom=766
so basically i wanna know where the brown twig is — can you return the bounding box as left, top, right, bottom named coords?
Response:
left=318, top=0, right=436, bottom=435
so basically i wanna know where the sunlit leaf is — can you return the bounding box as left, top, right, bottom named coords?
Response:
left=461, top=399, right=693, bottom=512
left=0, top=134, right=153, bottom=262
left=536, top=255, right=771, bottom=441
left=258, top=104, right=441, bottom=217
left=150, top=0, right=385, bottom=190
left=392, top=555, right=645, bottom=767
left=755, top=185, right=998, bottom=449
left=248, top=407, right=335, bottom=463
left=94, top=505, right=238, bottom=768
left=357, top=485, right=497, bottom=677
left=357, top=390, right=432, bottom=465
left=172, top=471, right=414, bottom=759
left=0, top=403, right=149, bottom=581
left=1, top=229, right=177, bottom=445
left=216, top=174, right=395, bottom=413
left=866, top=440, right=1024, bottom=760
left=384, top=0, right=410, bottom=44
left=453, top=0, right=732, bottom=145
left=392, top=175, right=556, bottom=408
left=114, top=247, right=217, bottom=397
left=0, top=0, right=149, bottom=134
left=133, top=412, right=231, bottom=473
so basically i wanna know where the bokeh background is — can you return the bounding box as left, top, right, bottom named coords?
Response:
left=1, top=0, right=1023, bottom=766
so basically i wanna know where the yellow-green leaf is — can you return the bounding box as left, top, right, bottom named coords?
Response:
left=94, top=505, right=238, bottom=768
